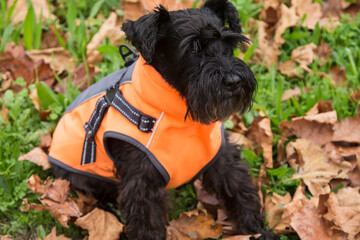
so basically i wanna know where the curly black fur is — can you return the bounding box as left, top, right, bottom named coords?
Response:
left=52, top=0, right=278, bottom=239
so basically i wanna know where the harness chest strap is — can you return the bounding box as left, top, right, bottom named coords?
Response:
left=81, top=86, right=157, bottom=165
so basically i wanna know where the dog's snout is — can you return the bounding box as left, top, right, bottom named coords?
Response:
left=223, top=74, right=241, bottom=90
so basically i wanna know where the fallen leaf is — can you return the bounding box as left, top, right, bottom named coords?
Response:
left=286, top=139, right=352, bottom=196
left=290, top=206, right=346, bottom=240
left=314, top=42, right=333, bottom=66
left=0, top=236, right=13, bottom=240
left=40, top=133, right=52, bottom=149
left=168, top=209, right=222, bottom=240
left=1, top=106, right=9, bottom=121
left=75, top=208, right=123, bottom=240
left=247, top=116, right=274, bottom=168
left=329, top=66, right=347, bottom=86
left=332, top=115, right=360, bottom=144
left=306, top=100, right=334, bottom=116
left=254, top=20, right=281, bottom=68
left=18, top=147, right=51, bottom=170
left=323, top=187, right=360, bottom=237
left=281, top=87, right=302, bottom=102
left=25, top=175, right=84, bottom=228
left=7, top=0, right=55, bottom=25
left=42, top=199, right=81, bottom=227
left=264, top=192, right=292, bottom=229
left=28, top=47, right=75, bottom=74
left=87, top=12, right=125, bottom=64
left=140, top=0, right=196, bottom=12
left=26, top=174, right=46, bottom=195
left=350, top=89, right=360, bottom=102
left=293, top=0, right=322, bottom=29
left=43, top=227, right=71, bottom=240
left=273, top=4, right=298, bottom=45
left=194, top=179, right=220, bottom=206
left=222, top=234, right=262, bottom=240
left=41, top=178, right=70, bottom=204
left=0, top=43, right=54, bottom=90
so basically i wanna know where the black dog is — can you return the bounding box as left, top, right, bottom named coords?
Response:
left=51, top=0, right=277, bottom=239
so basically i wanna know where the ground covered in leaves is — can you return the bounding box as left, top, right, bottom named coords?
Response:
left=1, top=0, right=360, bottom=239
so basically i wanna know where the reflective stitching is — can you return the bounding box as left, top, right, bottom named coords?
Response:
left=90, top=141, right=95, bottom=163
left=82, top=138, right=88, bottom=165
left=115, top=93, right=140, bottom=117
left=92, top=101, right=108, bottom=130
left=112, top=102, right=138, bottom=125
left=89, top=99, right=102, bottom=124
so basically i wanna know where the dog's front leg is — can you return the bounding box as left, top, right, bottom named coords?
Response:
left=202, top=142, right=277, bottom=239
left=117, top=158, right=168, bottom=240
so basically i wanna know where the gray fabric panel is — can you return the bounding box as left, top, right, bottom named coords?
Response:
left=65, top=61, right=137, bottom=113
left=48, top=156, right=118, bottom=184
left=103, top=131, right=170, bottom=185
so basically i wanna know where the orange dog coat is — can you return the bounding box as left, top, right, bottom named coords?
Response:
left=49, top=56, right=224, bottom=189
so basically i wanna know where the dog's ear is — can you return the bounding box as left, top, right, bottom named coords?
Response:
left=201, top=0, right=242, bottom=33
left=122, top=5, right=170, bottom=62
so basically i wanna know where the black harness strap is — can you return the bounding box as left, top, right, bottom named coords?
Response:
left=81, top=72, right=157, bottom=165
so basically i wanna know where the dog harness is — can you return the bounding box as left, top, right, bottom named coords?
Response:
left=48, top=54, right=225, bottom=189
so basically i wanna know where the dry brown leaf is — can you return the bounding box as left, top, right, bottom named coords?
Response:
left=281, top=87, right=301, bottom=102
left=329, top=66, right=347, bottom=86
left=247, top=116, right=274, bottom=168
left=18, top=147, right=51, bottom=170
left=26, top=175, right=84, bottom=228
left=350, top=89, right=360, bottom=102
left=290, top=206, right=346, bottom=240
left=7, top=0, right=55, bottom=24
left=264, top=192, right=292, bottom=229
left=306, top=100, right=334, bottom=116
left=87, top=12, right=125, bottom=64
left=323, top=187, right=360, bottom=237
left=168, top=209, right=222, bottom=240
left=41, top=178, right=70, bottom=204
left=332, top=116, right=360, bottom=144
left=254, top=20, right=282, bottom=68
left=194, top=179, right=220, bottom=206
left=28, top=48, right=75, bottom=74
left=141, top=0, right=196, bottom=12
left=0, top=236, right=13, bottom=240
left=0, top=43, right=54, bottom=91
left=286, top=139, right=352, bottom=196
left=75, top=208, right=123, bottom=240
left=314, top=42, right=333, bottom=66
left=222, top=234, right=262, bottom=240
left=228, top=131, right=248, bottom=147
left=293, top=0, right=322, bottom=30
left=1, top=106, right=9, bottom=121
left=43, top=227, right=71, bottom=240
left=40, top=133, right=52, bottom=149
left=26, top=174, right=46, bottom=195
left=273, top=4, right=298, bottom=45
left=42, top=199, right=82, bottom=227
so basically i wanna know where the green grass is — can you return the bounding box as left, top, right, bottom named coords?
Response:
left=0, top=0, right=360, bottom=239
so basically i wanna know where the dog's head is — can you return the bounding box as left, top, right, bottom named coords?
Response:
left=122, top=0, right=257, bottom=124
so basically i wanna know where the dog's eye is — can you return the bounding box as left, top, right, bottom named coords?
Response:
left=190, top=40, right=201, bottom=54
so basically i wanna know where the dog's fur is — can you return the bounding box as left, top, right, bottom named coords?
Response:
left=51, top=0, right=278, bottom=239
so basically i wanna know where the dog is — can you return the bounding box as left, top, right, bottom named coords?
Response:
left=49, top=0, right=278, bottom=239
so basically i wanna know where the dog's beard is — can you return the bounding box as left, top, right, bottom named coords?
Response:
left=184, top=58, right=256, bottom=124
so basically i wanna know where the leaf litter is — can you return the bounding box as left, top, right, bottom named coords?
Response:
left=5, top=0, right=360, bottom=239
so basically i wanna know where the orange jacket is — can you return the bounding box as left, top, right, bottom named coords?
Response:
left=49, top=56, right=224, bottom=189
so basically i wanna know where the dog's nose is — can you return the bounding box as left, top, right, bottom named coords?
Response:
left=223, top=74, right=241, bottom=90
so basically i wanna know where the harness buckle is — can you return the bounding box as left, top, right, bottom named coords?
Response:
left=138, top=115, right=156, bottom=133
left=119, top=44, right=138, bottom=67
